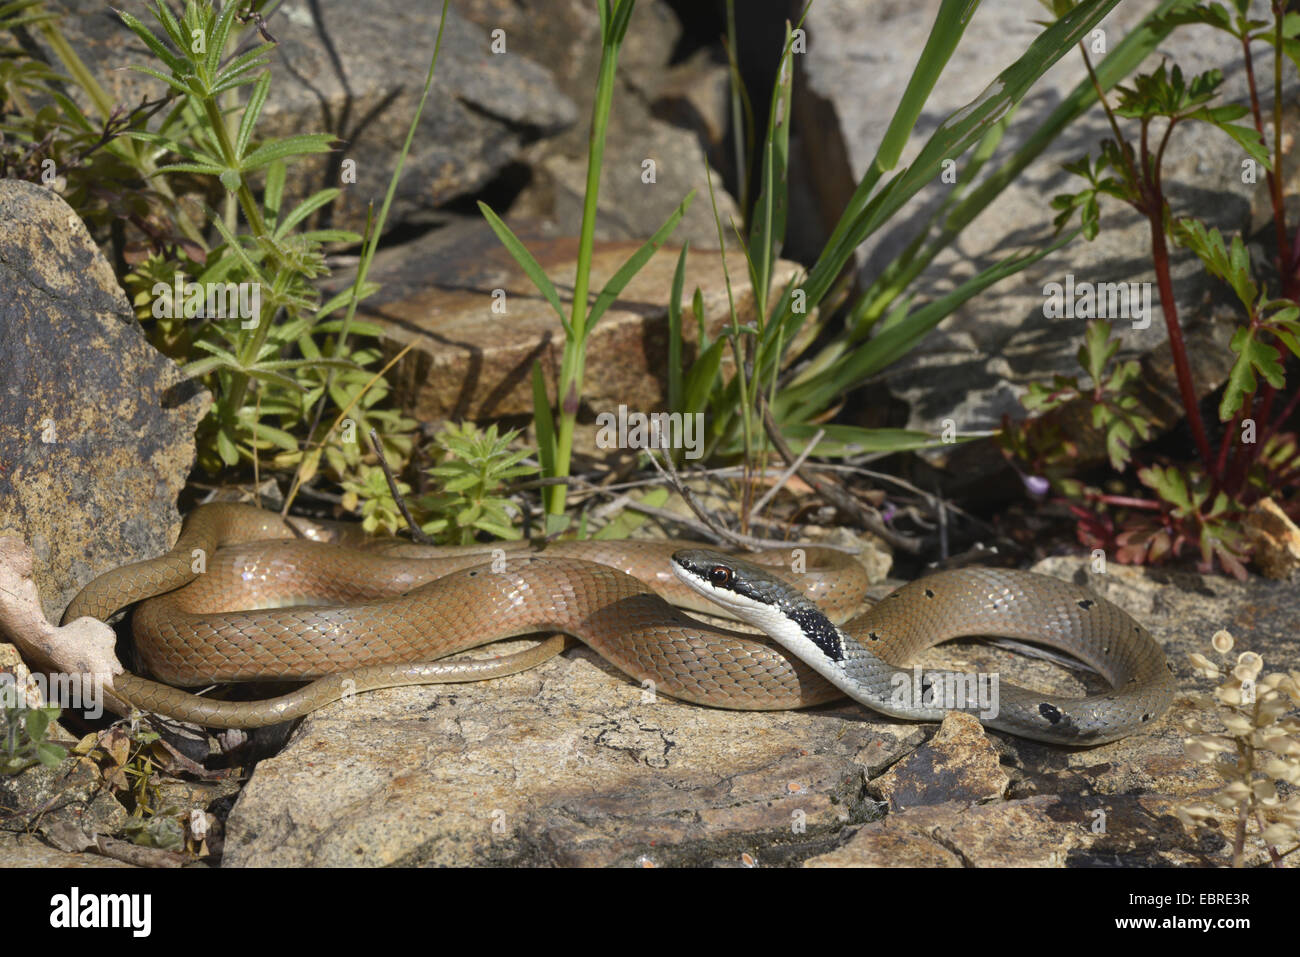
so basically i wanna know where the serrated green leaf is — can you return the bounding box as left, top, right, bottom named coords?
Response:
left=1080, top=319, right=1119, bottom=386
left=1220, top=326, right=1285, bottom=419
left=152, top=161, right=225, bottom=177
left=236, top=71, right=271, bottom=161
left=177, top=355, right=228, bottom=379
left=124, top=63, right=193, bottom=96
left=22, top=708, right=47, bottom=741
left=439, top=472, right=482, bottom=494
left=206, top=0, right=239, bottom=75
left=116, top=8, right=186, bottom=74
left=211, top=42, right=274, bottom=87
left=274, top=188, right=342, bottom=239
left=240, top=134, right=336, bottom=172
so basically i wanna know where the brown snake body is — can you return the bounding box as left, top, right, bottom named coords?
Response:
left=61, top=504, right=1174, bottom=742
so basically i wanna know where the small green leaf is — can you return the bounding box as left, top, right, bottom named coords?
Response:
left=22, top=708, right=48, bottom=741
left=35, top=742, right=66, bottom=768
left=1080, top=319, right=1119, bottom=386
left=236, top=72, right=272, bottom=160
left=593, top=487, right=670, bottom=539
left=216, top=426, right=240, bottom=465
left=206, top=0, right=240, bottom=75
left=1220, top=326, right=1285, bottom=419
left=274, top=188, right=342, bottom=239
left=264, top=160, right=287, bottom=217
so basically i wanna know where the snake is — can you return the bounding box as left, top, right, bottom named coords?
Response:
left=61, top=503, right=1175, bottom=743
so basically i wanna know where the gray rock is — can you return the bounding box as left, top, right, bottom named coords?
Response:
left=456, top=0, right=681, bottom=104
left=0, top=179, right=208, bottom=625
left=0, top=741, right=129, bottom=845
left=650, top=48, right=733, bottom=167
left=476, top=0, right=735, bottom=248
left=512, top=93, right=742, bottom=249
left=35, top=0, right=578, bottom=230
left=798, top=0, right=1279, bottom=435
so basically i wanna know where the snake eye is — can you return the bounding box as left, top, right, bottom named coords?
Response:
left=708, top=565, right=733, bottom=587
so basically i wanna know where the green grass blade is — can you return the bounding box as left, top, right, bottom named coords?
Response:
left=682, top=337, right=726, bottom=416
left=799, top=0, right=1122, bottom=322
left=851, top=0, right=1185, bottom=332
left=531, top=361, right=558, bottom=511
left=330, top=0, right=451, bottom=357
left=746, top=20, right=795, bottom=310
left=850, top=0, right=1123, bottom=244
left=783, top=230, right=1077, bottom=420
left=875, top=0, right=984, bottom=173
left=584, top=190, right=695, bottom=334
left=780, top=423, right=967, bottom=457
left=667, top=243, right=689, bottom=413
left=478, top=201, right=571, bottom=334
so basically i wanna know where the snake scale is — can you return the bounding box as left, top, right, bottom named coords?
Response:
left=61, top=503, right=1175, bottom=742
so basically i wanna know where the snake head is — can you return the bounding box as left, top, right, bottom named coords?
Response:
left=671, top=549, right=847, bottom=663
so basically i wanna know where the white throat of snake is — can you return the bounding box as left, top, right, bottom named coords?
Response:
left=670, top=549, right=851, bottom=673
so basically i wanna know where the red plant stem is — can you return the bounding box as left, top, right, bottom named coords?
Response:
left=1240, top=31, right=1293, bottom=296
left=1147, top=209, right=1215, bottom=472
left=1215, top=408, right=1240, bottom=481
left=1273, top=2, right=1296, bottom=297
left=1257, top=384, right=1276, bottom=433
left=1256, top=382, right=1300, bottom=450
left=1223, top=391, right=1256, bottom=497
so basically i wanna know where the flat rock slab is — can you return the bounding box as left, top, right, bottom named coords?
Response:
left=222, top=555, right=1297, bottom=867
left=871, top=712, right=1009, bottom=811
left=805, top=792, right=1197, bottom=867
left=350, top=220, right=803, bottom=421
left=0, top=180, right=207, bottom=625
left=0, top=832, right=133, bottom=868
left=221, top=642, right=907, bottom=867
